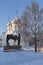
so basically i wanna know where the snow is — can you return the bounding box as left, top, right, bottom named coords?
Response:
left=0, top=48, right=43, bottom=65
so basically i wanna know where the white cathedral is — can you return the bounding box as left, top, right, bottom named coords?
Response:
left=1, top=16, right=29, bottom=48
left=6, top=16, right=21, bottom=35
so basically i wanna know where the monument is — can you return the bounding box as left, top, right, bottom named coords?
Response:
left=4, top=33, right=22, bottom=50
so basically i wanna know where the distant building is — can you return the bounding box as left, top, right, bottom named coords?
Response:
left=2, top=16, right=22, bottom=46
left=6, top=16, right=21, bottom=34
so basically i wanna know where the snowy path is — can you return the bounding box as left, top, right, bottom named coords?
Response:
left=0, top=48, right=43, bottom=65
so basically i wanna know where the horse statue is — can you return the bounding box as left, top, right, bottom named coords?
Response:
left=4, top=32, right=21, bottom=50
left=6, top=33, right=21, bottom=46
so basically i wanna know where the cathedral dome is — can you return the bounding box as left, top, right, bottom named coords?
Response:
left=11, top=16, right=21, bottom=24
left=6, top=22, right=12, bottom=27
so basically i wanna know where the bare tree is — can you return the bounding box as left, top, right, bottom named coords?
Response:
left=21, top=2, right=43, bottom=52
left=21, top=20, right=28, bottom=44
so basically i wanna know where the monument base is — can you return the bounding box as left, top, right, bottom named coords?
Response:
left=4, top=45, right=22, bottom=51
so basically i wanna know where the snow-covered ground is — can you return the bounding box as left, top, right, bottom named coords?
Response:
left=0, top=48, right=43, bottom=65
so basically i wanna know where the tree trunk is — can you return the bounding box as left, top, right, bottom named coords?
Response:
left=35, top=43, right=37, bottom=52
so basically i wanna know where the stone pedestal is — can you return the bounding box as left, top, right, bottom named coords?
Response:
left=4, top=45, right=22, bottom=51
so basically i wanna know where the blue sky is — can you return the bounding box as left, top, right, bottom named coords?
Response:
left=0, top=0, right=43, bottom=34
